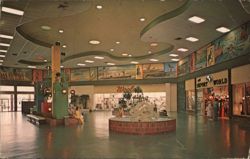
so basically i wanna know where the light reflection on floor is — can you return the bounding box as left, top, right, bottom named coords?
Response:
left=0, top=111, right=250, bottom=158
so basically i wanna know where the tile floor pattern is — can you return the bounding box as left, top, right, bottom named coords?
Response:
left=0, top=111, right=250, bottom=159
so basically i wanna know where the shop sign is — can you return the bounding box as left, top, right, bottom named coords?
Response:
left=116, top=85, right=135, bottom=93
left=196, top=77, right=228, bottom=89
left=213, top=78, right=227, bottom=86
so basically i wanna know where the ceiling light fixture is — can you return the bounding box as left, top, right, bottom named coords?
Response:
left=0, top=63, right=2, bottom=66
left=41, top=25, right=51, bottom=31
left=89, top=40, right=101, bottom=45
left=186, top=37, right=199, bottom=42
left=150, top=43, right=158, bottom=47
left=131, top=61, right=139, bottom=64
left=85, top=60, right=94, bottom=63
left=110, top=48, right=114, bottom=52
left=0, top=43, right=10, bottom=47
left=44, top=59, right=47, bottom=62
left=148, top=51, right=152, bottom=54
left=0, top=60, right=3, bottom=62
left=59, top=29, right=64, bottom=33
left=171, top=58, right=180, bottom=61
left=2, top=7, right=24, bottom=16
left=28, top=66, right=36, bottom=68
left=188, top=16, right=205, bottom=24
left=60, top=66, right=64, bottom=68
left=139, top=17, right=146, bottom=22
left=107, top=63, right=115, bottom=66
left=62, top=45, right=67, bottom=48
left=216, top=27, right=230, bottom=33
left=77, top=63, right=86, bottom=66
left=128, top=54, right=132, bottom=57
left=169, top=54, right=179, bottom=57
left=94, top=56, right=104, bottom=59
left=150, top=59, right=158, bottom=62
left=0, top=50, right=7, bottom=53
left=0, top=34, right=13, bottom=39
left=122, top=53, right=128, bottom=56
left=177, top=48, right=188, bottom=52
left=96, top=5, right=103, bottom=9
left=0, top=55, right=5, bottom=58
left=115, top=41, right=120, bottom=44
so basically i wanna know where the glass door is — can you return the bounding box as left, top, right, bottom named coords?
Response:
left=17, top=94, right=34, bottom=112
left=0, top=94, right=15, bottom=112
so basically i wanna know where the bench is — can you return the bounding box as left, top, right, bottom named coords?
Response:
left=27, top=114, right=46, bottom=125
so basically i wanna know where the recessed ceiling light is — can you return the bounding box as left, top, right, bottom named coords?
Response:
left=0, top=63, right=2, bottom=66
left=128, top=54, right=132, bottom=57
left=216, top=27, right=230, bottom=33
left=131, top=61, right=139, bottom=64
left=150, top=59, right=158, bottom=62
left=188, top=16, right=205, bottom=24
left=85, top=60, right=94, bottom=63
left=150, top=43, right=158, bottom=47
left=59, top=29, right=64, bottom=33
left=44, top=59, right=47, bottom=62
left=94, top=56, right=104, bottom=59
left=89, top=40, right=101, bottom=45
left=110, top=48, right=114, bottom=52
left=116, top=41, right=120, bottom=44
left=0, top=34, right=13, bottom=39
left=177, top=48, right=188, bottom=52
left=0, top=50, right=7, bottom=53
left=148, top=51, right=152, bottom=54
left=96, top=5, right=103, bottom=9
left=62, top=45, right=67, bottom=48
left=169, top=54, right=179, bottom=57
left=186, top=37, right=199, bottom=42
left=139, top=17, right=146, bottom=22
left=0, top=60, right=3, bottom=62
left=0, top=43, right=10, bottom=47
left=171, top=58, right=180, bottom=61
left=77, top=63, right=86, bottom=66
left=160, top=0, right=165, bottom=1
left=60, top=66, right=64, bottom=68
left=28, top=66, right=36, bottom=68
left=107, top=63, right=115, bottom=66
left=2, top=7, right=24, bottom=16
left=122, top=53, right=128, bottom=56
left=41, top=25, right=51, bottom=31
left=0, top=55, right=5, bottom=58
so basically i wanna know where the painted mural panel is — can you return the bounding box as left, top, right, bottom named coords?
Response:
left=213, top=22, right=250, bottom=64
left=207, top=45, right=215, bottom=67
left=33, top=69, right=43, bottom=82
left=189, top=53, right=195, bottom=72
left=89, top=67, right=97, bottom=81
left=135, top=64, right=143, bottom=79
left=0, top=67, right=32, bottom=81
left=177, top=56, right=190, bottom=76
left=62, top=68, right=71, bottom=82
left=70, top=68, right=90, bottom=81
left=143, top=63, right=165, bottom=78
left=195, top=45, right=208, bottom=70
left=98, top=65, right=136, bottom=80
left=164, top=62, right=177, bottom=77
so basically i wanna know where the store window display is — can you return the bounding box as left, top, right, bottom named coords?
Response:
left=233, top=82, right=250, bottom=116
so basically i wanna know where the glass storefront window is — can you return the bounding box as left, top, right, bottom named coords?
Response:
left=233, top=82, right=250, bottom=116
left=0, top=85, right=14, bottom=92
left=17, top=86, right=34, bottom=92
left=186, top=90, right=195, bottom=112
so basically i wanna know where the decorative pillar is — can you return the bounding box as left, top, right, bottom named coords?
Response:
left=51, top=42, right=68, bottom=119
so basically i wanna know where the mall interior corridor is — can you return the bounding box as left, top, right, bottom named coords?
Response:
left=0, top=111, right=249, bottom=158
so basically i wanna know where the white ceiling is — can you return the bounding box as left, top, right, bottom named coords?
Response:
left=0, top=0, right=250, bottom=69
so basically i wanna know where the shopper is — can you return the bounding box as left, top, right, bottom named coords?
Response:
left=213, top=98, right=219, bottom=120
left=74, top=106, right=84, bottom=124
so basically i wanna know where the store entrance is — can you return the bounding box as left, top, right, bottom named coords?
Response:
left=0, top=94, right=15, bottom=112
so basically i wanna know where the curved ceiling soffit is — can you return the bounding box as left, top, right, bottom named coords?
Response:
left=61, top=45, right=174, bottom=64
left=140, top=0, right=192, bottom=38
left=16, top=0, right=191, bottom=64
left=18, top=59, right=47, bottom=66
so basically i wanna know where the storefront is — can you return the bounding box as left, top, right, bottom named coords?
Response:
left=196, top=70, right=229, bottom=118
left=185, top=79, right=195, bottom=112
left=232, top=64, right=250, bottom=117
left=70, top=83, right=177, bottom=112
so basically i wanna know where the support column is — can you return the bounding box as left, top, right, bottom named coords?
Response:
left=51, top=42, right=68, bottom=119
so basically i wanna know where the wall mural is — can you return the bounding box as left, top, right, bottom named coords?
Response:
left=195, top=45, right=209, bottom=70
left=136, top=64, right=143, bottom=79
left=71, top=68, right=90, bottom=81
left=212, top=22, right=250, bottom=65
left=177, top=56, right=190, bottom=76
left=89, top=67, right=97, bottom=81
left=0, top=67, right=32, bottom=81
left=164, top=62, right=177, bottom=77
left=98, top=65, right=136, bottom=80
left=143, top=63, right=165, bottom=79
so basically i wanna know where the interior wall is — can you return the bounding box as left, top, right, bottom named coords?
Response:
left=185, top=79, right=195, bottom=91
left=231, top=64, right=250, bottom=84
